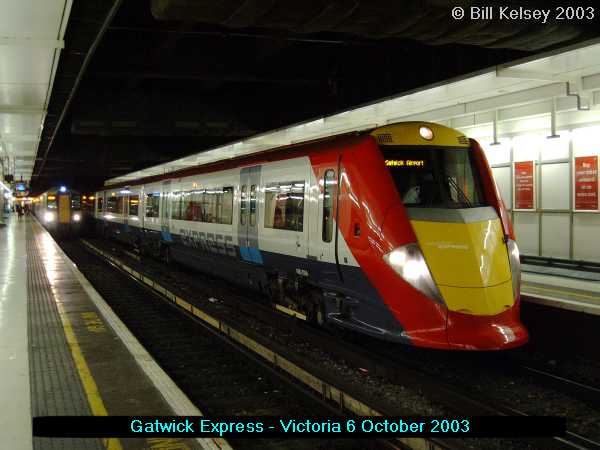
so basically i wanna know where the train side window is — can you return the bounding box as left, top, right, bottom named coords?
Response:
left=322, top=169, right=335, bottom=242
left=97, top=196, right=104, bottom=213
left=106, top=195, right=117, bottom=213
left=181, top=190, right=202, bottom=221
left=264, top=181, right=304, bottom=232
left=116, top=196, right=124, bottom=214
left=249, top=185, right=257, bottom=226
left=145, top=193, right=160, bottom=218
left=129, top=195, right=139, bottom=216
left=218, top=187, right=233, bottom=225
left=240, top=185, right=247, bottom=225
left=170, top=192, right=181, bottom=220
left=202, top=189, right=217, bottom=223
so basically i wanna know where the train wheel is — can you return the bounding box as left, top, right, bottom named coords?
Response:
left=163, top=246, right=171, bottom=265
left=308, top=292, right=327, bottom=327
left=315, top=303, right=327, bottom=327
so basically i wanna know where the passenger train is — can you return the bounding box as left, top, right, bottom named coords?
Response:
left=94, top=122, right=529, bottom=350
left=34, top=186, right=86, bottom=235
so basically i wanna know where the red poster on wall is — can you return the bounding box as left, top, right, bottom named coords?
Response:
left=575, top=155, right=598, bottom=210
left=514, top=161, right=534, bottom=209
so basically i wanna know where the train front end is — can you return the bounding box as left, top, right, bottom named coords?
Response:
left=372, top=123, right=528, bottom=350
left=39, top=187, right=83, bottom=236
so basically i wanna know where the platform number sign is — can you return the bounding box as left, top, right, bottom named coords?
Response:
left=514, top=161, right=534, bottom=210
left=574, top=155, right=598, bottom=211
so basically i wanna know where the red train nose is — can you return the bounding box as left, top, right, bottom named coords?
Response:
left=446, top=307, right=529, bottom=350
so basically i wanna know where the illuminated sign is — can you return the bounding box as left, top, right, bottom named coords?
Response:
left=514, top=161, right=534, bottom=209
left=574, top=155, right=598, bottom=210
left=16, top=183, right=27, bottom=191
left=385, top=159, right=426, bottom=167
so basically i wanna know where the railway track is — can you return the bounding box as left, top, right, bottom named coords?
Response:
left=496, top=357, right=600, bottom=411
left=76, top=236, right=600, bottom=450
left=58, top=240, right=371, bottom=450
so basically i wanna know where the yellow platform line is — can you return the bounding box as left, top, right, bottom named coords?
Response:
left=81, top=239, right=446, bottom=450
left=56, top=302, right=123, bottom=450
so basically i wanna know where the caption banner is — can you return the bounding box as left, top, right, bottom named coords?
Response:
left=33, top=416, right=566, bottom=438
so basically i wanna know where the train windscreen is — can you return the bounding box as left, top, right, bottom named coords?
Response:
left=71, top=194, right=81, bottom=209
left=47, top=195, right=57, bottom=209
left=383, top=146, right=486, bottom=209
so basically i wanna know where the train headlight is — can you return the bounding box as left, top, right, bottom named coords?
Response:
left=44, top=212, right=55, bottom=222
left=73, top=213, right=81, bottom=222
left=507, top=239, right=521, bottom=300
left=383, top=243, right=444, bottom=304
left=419, top=126, right=434, bottom=141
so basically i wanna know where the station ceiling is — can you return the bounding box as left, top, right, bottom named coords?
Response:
left=21, top=0, right=600, bottom=193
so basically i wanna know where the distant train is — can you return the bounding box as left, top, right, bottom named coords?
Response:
left=34, top=186, right=88, bottom=235
left=94, top=121, right=529, bottom=350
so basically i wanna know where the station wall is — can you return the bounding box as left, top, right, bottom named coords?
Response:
left=467, top=124, right=600, bottom=263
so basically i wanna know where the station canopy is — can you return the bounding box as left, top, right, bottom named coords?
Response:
left=0, top=0, right=72, bottom=183
left=106, top=38, right=600, bottom=187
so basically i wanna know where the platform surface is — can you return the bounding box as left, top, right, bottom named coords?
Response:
left=522, top=265, right=600, bottom=316
left=0, top=216, right=209, bottom=450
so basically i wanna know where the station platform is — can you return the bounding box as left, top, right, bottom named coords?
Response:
left=522, top=265, right=600, bottom=316
left=0, top=216, right=223, bottom=450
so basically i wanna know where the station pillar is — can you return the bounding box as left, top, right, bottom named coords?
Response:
left=0, top=193, right=5, bottom=227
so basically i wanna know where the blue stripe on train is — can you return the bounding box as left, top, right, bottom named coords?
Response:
left=240, top=246, right=263, bottom=264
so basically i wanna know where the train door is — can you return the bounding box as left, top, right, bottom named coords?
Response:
left=123, top=194, right=129, bottom=226
left=160, top=180, right=172, bottom=242
left=58, top=193, right=70, bottom=225
left=139, top=186, right=145, bottom=229
left=309, top=166, right=341, bottom=283
left=238, top=166, right=263, bottom=264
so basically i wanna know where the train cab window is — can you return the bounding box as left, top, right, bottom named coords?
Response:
left=145, top=193, right=160, bottom=217
left=249, top=185, right=257, bottom=226
left=383, top=147, right=486, bottom=209
left=129, top=195, right=139, bottom=216
left=47, top=195, right=57, bottom=209
left=264, top=181, right=304, bottom=232
left=322, top=170, right=336, bottom=242
left=71, top=194, right=81, bottom=209
left=240, top=185, right=247, bottom=225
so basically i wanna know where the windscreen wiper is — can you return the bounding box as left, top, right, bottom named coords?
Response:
left=446, top=176, right=472, bottom=207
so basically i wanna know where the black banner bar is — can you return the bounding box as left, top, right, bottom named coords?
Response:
left=33, top=416, right=566, bottom=438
